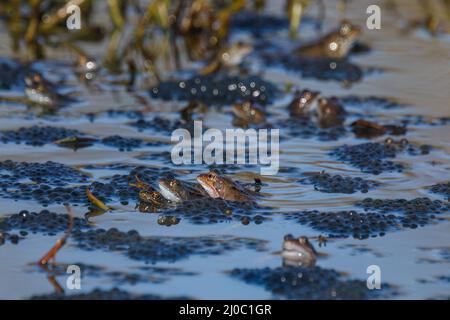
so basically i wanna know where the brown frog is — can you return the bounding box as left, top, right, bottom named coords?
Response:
left=288, top=91, right=346, bottom=128
left=282, top=234, right=318, bottom=267
left=294, top=20, right=361, bottom=59
left=351, top=119, right=407, bottom=138
left=232, top=101, right=266, bottom=125
left=138, top=189, right=169, bottom=207
left=315, top=97, right=346, bottom=128
left=196, top=171, right=257, bottom=203
left=200, top=42, right=253, bottom=75
left=130, top=176, right=169, bottom=210
left=158, top=176, right=207, bottom=203
left=24, top=72, right=75, bottom=108
left=24, top=72, right=60, bottom=107
left=288, top=89, right=320, bottom=117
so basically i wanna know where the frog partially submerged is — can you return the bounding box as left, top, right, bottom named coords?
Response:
left=232, top=100, right=266, bottom=126
left=288, top=90, right=346, bottom=128
left=294, top=20, right=361, bottom=59
left=288, top=89, right=320, bottom=117
left=315, top=97, right=346, bottom=128
left=158, top=176, right=208, bottom=203
left=281, top=234, right=328, bottom=267
left=130, top=176, right=169, bottom=211
left=138, top=189, right=169, bottom=207
left=351, top=119, right=407, bottom=138
left=196, top=171, right=258, bottom=203
left=200, top=42, right=253, bottom=75
left=24, top=72, right=75, bottom=108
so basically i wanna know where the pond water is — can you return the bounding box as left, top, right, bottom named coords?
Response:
left=0, top=0, right=449, bottom=299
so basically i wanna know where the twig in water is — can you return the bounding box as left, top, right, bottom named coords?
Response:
left=38, top=205, right=74, bottom=266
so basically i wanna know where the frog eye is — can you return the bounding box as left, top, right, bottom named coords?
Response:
left=318, top=98, right=327, bottom=105
left=298, top=236, right=308, bottom=244
left=340, top=23, right=351, bottom=35
left=284, top=234, right=294, bottom=241
left=208, top=173, right=215, bottom=180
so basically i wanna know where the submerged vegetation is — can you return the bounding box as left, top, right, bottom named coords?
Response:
left=2, top=0, right=448, bottom=78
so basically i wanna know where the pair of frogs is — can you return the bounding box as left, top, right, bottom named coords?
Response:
left=202, top=19, right=361, bottom=74
left=233, top=89, right=346, bottom=129
left=133, top=171, right=259, bottom=211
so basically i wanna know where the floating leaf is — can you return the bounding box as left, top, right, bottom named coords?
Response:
left=86, top=188, right=111, bottom=211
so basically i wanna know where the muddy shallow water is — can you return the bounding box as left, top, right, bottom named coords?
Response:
left=0, top=0, right=449, bottom=299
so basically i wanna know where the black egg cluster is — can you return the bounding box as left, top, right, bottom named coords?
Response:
left=229, top=266, right=397, bottom=300
left=0, top=162, right=171, bottom=206
left=139, top=197, right=270, bottom=225
left=0, top=160, right=91, bottom=206
left=284, top=210, right=400, bottom=239
left=0, top=160, right=89, bottom=185
left=83, top=163, right=137, bottom=171
left=300, top=173, right=378, bottom=193
left=100, top=135, right=146, bottom=152
left=129, top=116, right=189, bottom=134
left=0, top=210, right=89, bottom=234
left=230, top=11, right=289, bottom=34
left=429, top=182, right=450, bottom=200
left=72, top=228, right=266, bottom=263
left=399, top=115, right=450, bottom=127
left=357, top=197, right=449, bottom=215
left=0, top=210, right=90, bottom=244
left=276, top=118, right=347, bottom=141
left=150, top=74, right=280, bottom=105
left=275, top=56, right=363, bottom=82
left=0, top=125, right=165, bottom=151
left=1, top=209, right=267, bottom=261
left=330, top=142, right=404, bottom=174
left=30, top=288, right=190, bottom=300
left=0, top=125, right=83, bottom=146
left=338, top=95, right=406, bottom=109
left=0, top=183, right=90, bottom=206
